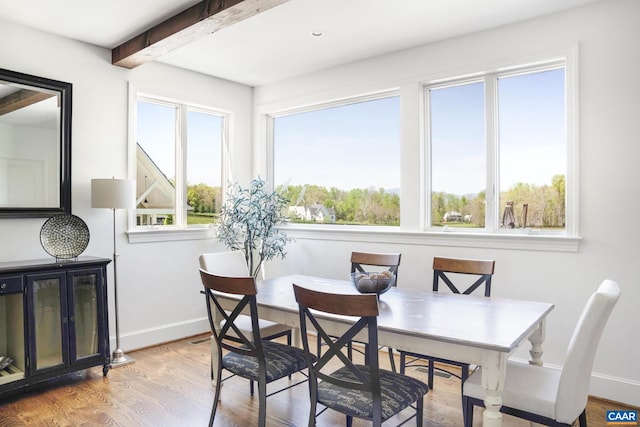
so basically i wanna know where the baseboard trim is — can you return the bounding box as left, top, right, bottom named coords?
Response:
left=111, top=317, right=210, bottom=354
left=590, top=372, right=640, bottom=408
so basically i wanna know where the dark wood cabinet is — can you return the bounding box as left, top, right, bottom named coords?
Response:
left=0, top=257, right=111, bottom=398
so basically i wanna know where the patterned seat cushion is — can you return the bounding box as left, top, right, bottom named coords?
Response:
left=317, top=364, right=428, bottom=421
left=222, top=340, right=314, bottom=382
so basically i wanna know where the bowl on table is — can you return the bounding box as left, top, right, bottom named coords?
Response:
left=350, top=271, right=395, bottom=296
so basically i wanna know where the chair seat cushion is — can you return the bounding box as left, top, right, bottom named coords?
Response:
left=464, top=359, right=561, bottom=420
left=223, top=340, right=313, bottom=382
left=317, top=365, right=428, bottom=421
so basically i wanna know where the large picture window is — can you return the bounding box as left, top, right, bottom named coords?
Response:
left=271, top=94, right=400, bottom=226
left=135, top=95, right=225, bottom=228
left=427, top=61, right=569, bottom=234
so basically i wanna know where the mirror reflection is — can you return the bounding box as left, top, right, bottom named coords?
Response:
left=0, top=68, right=71, bottom=217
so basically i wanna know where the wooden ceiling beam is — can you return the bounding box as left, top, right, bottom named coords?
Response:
left=112, top=0, right=289, bottom=69
left=0, top=89, right=54, bottom=116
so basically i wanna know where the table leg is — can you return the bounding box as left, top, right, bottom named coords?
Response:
left=481, top=351, right=507, bottom=427
left=528, top=319, right=546, bottom=366
left=292, top=326, right=302, bottom=348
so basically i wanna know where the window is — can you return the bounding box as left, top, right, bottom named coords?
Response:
left=271, top=94, right=400, bottom=226
left=135, top=95, right=225, bottom=228
left=427, top=61, right=569, bottom=234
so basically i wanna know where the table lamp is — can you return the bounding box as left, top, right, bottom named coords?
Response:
left=91, top=178, right=135, bottom=367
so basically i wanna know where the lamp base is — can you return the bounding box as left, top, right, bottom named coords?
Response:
left=110, top=348, right=135, bottom=368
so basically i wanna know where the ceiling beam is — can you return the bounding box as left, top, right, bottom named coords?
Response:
left=0, top=89, right=54, bottom=116
left=112, top=0, right=289, bottom=69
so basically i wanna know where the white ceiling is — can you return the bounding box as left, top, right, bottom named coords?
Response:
left=0, top=0, right=601, bottom=86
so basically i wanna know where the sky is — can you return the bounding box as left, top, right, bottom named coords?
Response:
left=273, top=96, right=401, bottom=191
left=137, top=101, right=223, bottom=187
left=136, top=66, right=565, bottom=196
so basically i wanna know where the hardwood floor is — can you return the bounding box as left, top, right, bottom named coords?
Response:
left=0, top=334, right=634, bottom=426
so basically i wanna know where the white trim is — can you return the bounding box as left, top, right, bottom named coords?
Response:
left=114, top=317, right=210, bottom=352
left=282, top=224, right=580, bottom=252
left=127, top=226, right=215, bottom=243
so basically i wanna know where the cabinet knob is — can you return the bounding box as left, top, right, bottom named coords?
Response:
left=0, top=283, right=6, bottom=290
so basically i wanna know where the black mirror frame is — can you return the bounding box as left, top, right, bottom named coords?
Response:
left=0, top=68, right=72, bottom=218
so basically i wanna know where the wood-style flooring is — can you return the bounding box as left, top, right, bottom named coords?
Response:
left=0, top=334, right=634, bottom=426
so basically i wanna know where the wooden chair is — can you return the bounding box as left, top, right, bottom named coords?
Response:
left=399, top=257, right=495, bottom=390
left=462, top=279, right=621, bottom=427
left=294, top=283, right=428, bottom=427
left=199, top=251, right=293, bottom=394
left=317, top=251, right=401, bottom=371
left=201, top=269, right=314, bottom=427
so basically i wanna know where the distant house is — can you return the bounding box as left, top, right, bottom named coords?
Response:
left=443, top=211, right=463, bottom=222
left=288, top=204, right=336, bottom=223
left=308, top=204, right=336, bottom=223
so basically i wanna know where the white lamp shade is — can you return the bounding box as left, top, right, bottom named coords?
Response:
left=91, top=178, right=135, bottom=209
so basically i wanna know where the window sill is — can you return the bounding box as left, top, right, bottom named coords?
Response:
left=282, top=224, right=581, bottom=253
left=127, top=226, right=215, bottom=243
left=126, top=223, right=581, bottom=252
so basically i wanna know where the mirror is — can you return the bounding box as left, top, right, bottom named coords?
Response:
left=0, top=68, right=71, bottom=218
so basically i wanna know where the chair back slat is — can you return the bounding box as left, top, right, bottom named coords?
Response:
left=293, top=283, right=379, bottom=317
left=432, top=257, right=495, bottom=297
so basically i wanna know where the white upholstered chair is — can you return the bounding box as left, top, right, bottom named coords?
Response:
left=462, top=279, right=621, bottom=427
left=199, top=251, right=293, bottom=393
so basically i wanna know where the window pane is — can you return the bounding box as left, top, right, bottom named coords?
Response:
left=136, top=100, right=177, bottom=226
left=430, top=82, right=486, bottom=228
left=273, top=96, right=400, bottom=226
left=497, top=68, right=565, bottom=230
left=186, top=109, right=223, bottom=225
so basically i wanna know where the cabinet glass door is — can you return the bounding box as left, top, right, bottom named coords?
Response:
left=72, top=273, right=99, bottom=358
left=0, top=286, right=25, bottom=385
left=32, top=276, right=65, bottom=370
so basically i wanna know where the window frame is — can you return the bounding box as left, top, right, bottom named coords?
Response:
left=127, top=89, right=229, bottom=242
left=267, top=90, right=402, bottom=226
left=424, top=57, right=578, bottom=237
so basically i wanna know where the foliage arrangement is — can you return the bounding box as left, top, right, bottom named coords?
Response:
left=216, top=178, right=292, bottom=278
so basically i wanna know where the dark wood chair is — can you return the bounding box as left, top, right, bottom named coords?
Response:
left=199, top=251, right=293, bottom=394
left=463, top=280, right=621, bottom=427
left=317, top=251, right=401, bottom=371
left=201, top=269, right=315, bottom=427
left=399, top=257, right=495, bottom=391
left=294, top=283, right=428, bottom=427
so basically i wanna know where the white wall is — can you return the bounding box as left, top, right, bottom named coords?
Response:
left=0, top=20, right=251, bottom=354
left=254, top=0, right=640, bottom=406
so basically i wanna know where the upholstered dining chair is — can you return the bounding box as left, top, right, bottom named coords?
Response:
left=399, top=256, right=495, bottom=390
left=199, top=251, right=293, bottom=394
left=294, top=283, right=428, bottom=427
left=462, top=279, right=621, bottom=427
left=200, top=269, right=315, bottom=427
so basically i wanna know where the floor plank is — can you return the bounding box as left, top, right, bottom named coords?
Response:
left=0, top=334, right=635, bottom=426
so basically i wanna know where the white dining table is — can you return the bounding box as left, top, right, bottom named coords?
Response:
left=208, top=274, right=554, bottom=427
